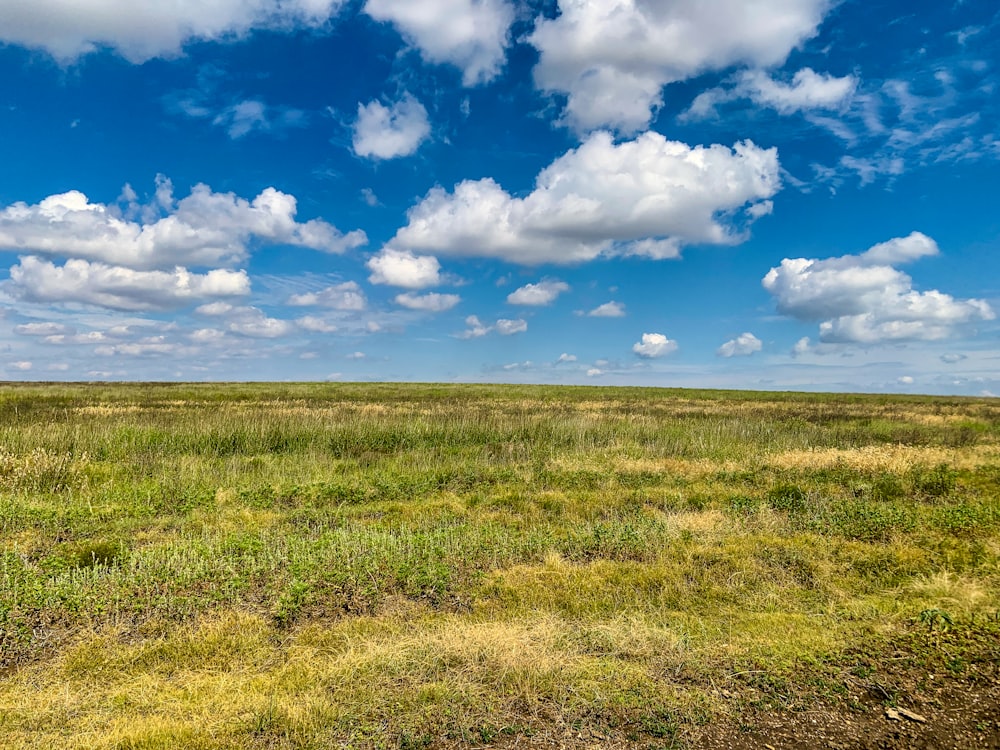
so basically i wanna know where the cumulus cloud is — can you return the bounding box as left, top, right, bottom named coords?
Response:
left=632, top=332, right=677, bottom=358
left=6, top=256, right=250, bottom=311
left=458, top=315, right=491, bottom=339
left=15, top=322, right=71, bottom=336
left=296, top=316, right=338, bottom=333
left=352, top=93, right=431, bottom=160
left=557, top=353, right=577, bottom=363
left=587, top=301, right=625, bottom=317
left=95, top=336, right=178, bottom=357
left=388, top=131, right=779, bottom=265
left=227, top=308, right=295, bottom=338
left=363, top=0, right=514, bottom=86
left=394, top=292, right=461, bottom=312
left=459, top=315, right=526, bottom=338
left=7, top=361, right=33, bottom=372
left=684, top=68, right=857, bottom=120
left=496, top=318, right=527, bottom=336
left=507, top=280, right=569, bottom=306
left=287, top=281, right=367, bottom=310
left=195, top=301, right=234, bottom=316
left=0, top=0, right=344, bottom=63
left=367, top=248, right=441, bottom=288
left=0, top=177, right=366, bottom=270
left=717, top=332, right=762, bottom=357
left=190, top=328, right=226, bottom=344
left=763, top=232, right=995, bottom=344
left=529, top=0, right=831, bottom=133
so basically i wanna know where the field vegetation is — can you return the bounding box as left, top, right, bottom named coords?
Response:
left=0, top=382, right=998, bottom=748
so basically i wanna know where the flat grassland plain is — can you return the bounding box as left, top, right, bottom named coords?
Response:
left=1, top=383, right=998, bottom=749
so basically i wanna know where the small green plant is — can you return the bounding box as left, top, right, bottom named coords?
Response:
left=766, top=483, right=807, bottom=513
left=917, top=608, right=954, bottom=631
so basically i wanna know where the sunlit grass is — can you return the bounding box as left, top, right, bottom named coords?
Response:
left=0, top=382, right=998, bottom=747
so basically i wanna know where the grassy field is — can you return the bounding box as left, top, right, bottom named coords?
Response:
left=0, top=382, right=998, bottom=748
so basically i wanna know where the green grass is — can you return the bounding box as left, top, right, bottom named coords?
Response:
left=0, top=382, right=998, bottom=748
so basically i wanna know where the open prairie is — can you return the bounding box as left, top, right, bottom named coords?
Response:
left=1, top=383, right=998, bottom=749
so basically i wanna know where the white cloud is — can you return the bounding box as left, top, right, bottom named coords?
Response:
left=587, top=301, right=625, bottom=317
left=227, top=308, right=295, bottom=338
left=352, top=93, right=431, bottom=160
left=195, top=301, right=234, bottom=316
left=211, top=99, right=307, bottom=139
left=529, top=0, right=831, bottom=133
left=632, top=332, right=677, bottom=358
left=792, top=336, right=813, bottom=356
left=897, top=375, right=914, bottom=385
left=14, top=322, right=71, bottom=336
left=96, top=340, right=178, bottom=357
left=684, top=68, right=857, bottom=120
left=190, top=328, right=226, bottom=344
left=288, top=281, right=367, bottom=310
left=502, top=360, right=533, bottom=371
left=346, top=351, right=366, bottom=360
left=388, top=131, right=779, bottom=265
left=7, top=361, right=32, bottom=372
left=557, top=353, right=577, bottom=363
left=586, top=368, right=603, bottom=377
left=7, top=256, right=250, bottom=311
left=0, top=0, right=345, bottom=63
left=763, top=232, right=995, bottom=344
left=458, top=315, right=491, bottom=339
left=740, top=68, right=856, bottom=114
left=44, top=331, right=111, bottom=345
left=367, top=248, right=441, bottom=288
left=457, top=315, right=526, bottom=338
left=363, top=0, right=514, bottom=86
left=717, top=332, right=762, bottom=357
left=0, top=177, right=366, bottom=270
left=940, top=353, right=967, bottom=364
left=394, top=292, right=461, bottom=312
left=495, top=318, right=527, bottom=336
left=507, top=280, right=569, bottom=306
left=296, top=316, right=338, bottom=333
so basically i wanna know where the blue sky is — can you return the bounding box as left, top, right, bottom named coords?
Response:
left=0, top=0, right=998, bottom=394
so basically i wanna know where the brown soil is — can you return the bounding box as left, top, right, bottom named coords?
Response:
left=455, top=623, right=1000, bottom=749
left=691, top=661, right=1000, bottom=749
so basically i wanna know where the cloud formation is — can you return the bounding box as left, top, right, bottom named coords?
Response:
left=287, top=281, right=367, bottom=310
left=632, top=332, right=677, bottom=358
left=507, top=280, right=570, bottom=306
left=0, top=177, right=366, bottom=270
left=7, top=256, right=250, bottom=311
left=366, top=248, right=441, bottom=288
left=352, top=93, right=431, bottom=160
left=684, top=68, right=857, bottom=120
left=586, top=301, right=625, bottom=317
left=717, top=332, right=762, bottom=357
left=394, top=292, right=461, bottom=312
left=495, top=318, right=527, bottom=336
left=363, top=0, right=514, bottom=86
left=388, top=131, right=779, bottom=265
left=0, top=0, right=344, bottom=62
left=458, top=315, right=526, bottom=338
left=763, top=232, right=994, bottom=344
left=529, top=0, right=831, bottom=133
